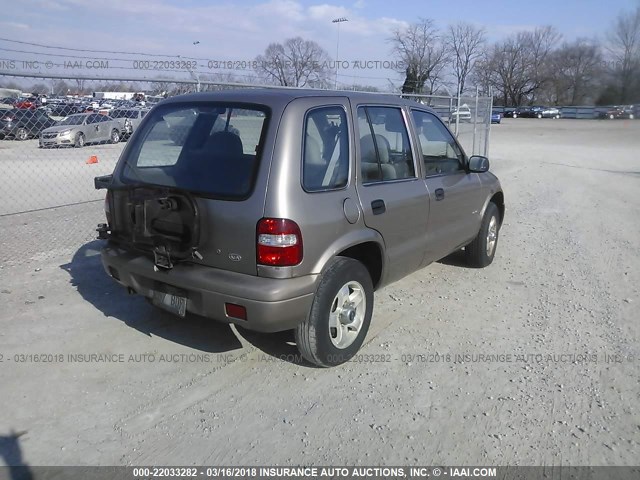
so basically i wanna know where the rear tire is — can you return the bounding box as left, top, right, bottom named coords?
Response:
left=295, top=257, right=373, bottom=367
left=465, top=202, right=500, bottom=268
left=110, top=129, right=120, bottom=144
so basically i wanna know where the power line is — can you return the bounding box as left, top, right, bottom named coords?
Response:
left=0, top=47, right=152, bottom=63
left=0, top=36, right=196, bottom=59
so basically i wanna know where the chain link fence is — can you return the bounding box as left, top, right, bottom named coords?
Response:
left=403, top=91, right=493, bottom=158
left=0, top=73, right=493, bottom=267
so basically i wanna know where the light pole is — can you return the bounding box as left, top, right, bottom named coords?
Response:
left=332, top=17, right=348, bottom=90
left=182, top=41, right=200, bottom=92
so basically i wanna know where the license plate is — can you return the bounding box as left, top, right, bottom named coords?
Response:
left=152, top=291, right=187, bottom=317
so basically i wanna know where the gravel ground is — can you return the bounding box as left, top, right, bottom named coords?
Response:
left=0, top=118, right=638, bottom=467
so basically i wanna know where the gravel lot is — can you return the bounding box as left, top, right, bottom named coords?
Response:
left=0, top=119, right=638, bottom=467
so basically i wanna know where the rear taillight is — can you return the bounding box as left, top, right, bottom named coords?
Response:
left=104, top=190, right=112, bottom=225
left=257, top=218, right=303, bottom=266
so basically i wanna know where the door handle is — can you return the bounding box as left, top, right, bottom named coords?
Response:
left=371, top=199, right=386, bottom=215
left=435, top=188, right=445, bottom=201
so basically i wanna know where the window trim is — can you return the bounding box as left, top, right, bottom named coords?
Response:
left=300, top=104, right=351, bottom=194
left=356, top=104, right=419, bottom=185
left=410, top=108, right=468, bottom=178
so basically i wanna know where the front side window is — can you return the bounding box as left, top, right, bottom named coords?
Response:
left=411, top=110, right=465, bottom=176
left=357, top=106, right=415, bottom=184
left=121, top=103, right=268, bottom=199
left=302, top=106, right=349, bottom=191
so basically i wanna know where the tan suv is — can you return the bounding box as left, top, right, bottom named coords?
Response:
left=95, top=89, right=504, bottom=367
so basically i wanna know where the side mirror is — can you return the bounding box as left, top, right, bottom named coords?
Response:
left=468, top=155, right=490, bottom=173
left=94, top=174, right=113, bottom=190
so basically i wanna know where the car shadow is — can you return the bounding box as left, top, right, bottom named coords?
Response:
left=0, top=430, right=33, bottom=480
left=60, top=240, right=243, bottom=354
left=234, top=327, right=318, bottom=367
left=437, top=249, right=469, bottom=268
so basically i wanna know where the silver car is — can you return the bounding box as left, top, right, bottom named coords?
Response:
left=96, top=89, right=504, bottom=367
left=40, top=113, right=123, bottom=148
left=109, top=108, right=150, bottom=139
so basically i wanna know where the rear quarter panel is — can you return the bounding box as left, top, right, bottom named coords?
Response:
left=262, top=96, right=386, bottom=279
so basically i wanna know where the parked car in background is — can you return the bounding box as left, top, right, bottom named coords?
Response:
left=1, top=97, right=17, bottom=109
left=109, top=108, right=150, bottom=138
left=538, top=106, right=561, bottom=119
left=448, top=104, right=472, bottom=123
left=491, top=110, right=502, bottom=124
left=0, top=109, right=57, bottom=140
left=40, top=113, right=124, bottom=148
left=13, top=97, right=38, bottom=110
left=598, top=106, right=635, bottom=119
left=503, top=107, right=520, bottom=118
left=95, top=89, right=505, bottom=367
left=49, top=102, right=83, bottom=117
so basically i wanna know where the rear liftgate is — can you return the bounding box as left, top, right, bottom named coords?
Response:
left=96, top=177, right=204, bottom=316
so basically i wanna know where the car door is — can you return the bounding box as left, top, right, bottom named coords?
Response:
left=354, top=105, right=429, bottom=284
left=410, top=109, right=486, bottom=266
left=97, top=115, right=113, bottom=141
left=84, top=114, right=101, bottom=143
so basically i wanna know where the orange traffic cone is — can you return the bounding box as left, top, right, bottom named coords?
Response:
left=86, top=155, right=98, bottom=164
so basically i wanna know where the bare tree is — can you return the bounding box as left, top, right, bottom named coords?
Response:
left=390, top=18, right=448, bottom=94
left=606, top=4, right=640, bottom=102
left=31, top=83, right=50, bottom=95
left=52, top=80, right=70, bottom=96
left=74, top=78, right=86, bottom=95
left=0, top=80, right=23, bottom=91
left=474, top=26, right=560, bottom=105
left=446, top=22, right=486, bottom=94
left=255, top=37, right=332, bottom=88
left=545, top=39, right=602, bottom=104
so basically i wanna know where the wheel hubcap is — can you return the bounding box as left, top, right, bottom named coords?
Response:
left=486, top=216, right=498, bottom=257
left=329, top=281, right=366, bottom=349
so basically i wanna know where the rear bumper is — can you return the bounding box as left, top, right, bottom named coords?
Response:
left=101, top=245, right=318, bottom=332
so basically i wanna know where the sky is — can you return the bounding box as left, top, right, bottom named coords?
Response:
left=0, top=0, right=638, bottom=90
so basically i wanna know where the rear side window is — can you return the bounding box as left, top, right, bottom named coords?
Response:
left=121, top=103, right=268, bottom=199
left=357, top=106, right=415, bottom=184
left=302, top=106, right=349, bottom=191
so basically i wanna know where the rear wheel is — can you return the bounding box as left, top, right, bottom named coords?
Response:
left=537, top=113, right=543, bottom=119
left=465, top=202, right=500, bottom=268
left=110, top=129, right=120, bottom=144
left=295, top=257, right=373, bottom=367
left=15, top=128, right=28, bottom=141
left=74, top=132, right=85, bottom=148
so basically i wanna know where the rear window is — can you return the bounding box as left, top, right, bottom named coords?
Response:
left=121, top=103, right=269, bottom=199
